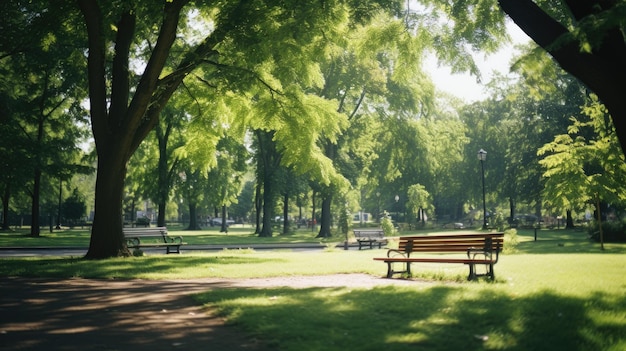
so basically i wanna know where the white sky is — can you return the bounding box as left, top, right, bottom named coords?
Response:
left=425, top=20, right=531, bottom=102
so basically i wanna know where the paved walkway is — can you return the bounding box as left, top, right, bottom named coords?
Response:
left=0, top=274, right=421, bottom=350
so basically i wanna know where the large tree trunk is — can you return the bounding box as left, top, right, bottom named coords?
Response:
left=317, top=194, right=332, bottom=238
left=85, top=150, right=130, bottom=258
left=498, top=0, right=626, bottom=153
left=187, top=202, right=199, bottom=230
left=157, top=202, right=166, bottom=228
left=79, top=0, right=187, bottom=258
left=565, top=209, right=575, bottom=229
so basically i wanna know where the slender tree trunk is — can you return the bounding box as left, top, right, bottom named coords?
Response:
left=254, top=181, right=262, bottom=234
left=259, top=178, right=273, bottom=237
left=298, top=195, right=303, bottom=226
left=56, top=180, right=62, bottom=230
left=130, top=198, right=136, bottom=227
left=596, top=195, right=605, bottom=250
left=156, top=145, right=168, bottom=226
left=29, top=168, right=41, bottom=237
left=508, top=197, right=515, bottom=224
left=2, top=183, right=10, bottom=230
left=283, top=192, right=289, bottom=235
left=310, top=191, right=316, bottom=232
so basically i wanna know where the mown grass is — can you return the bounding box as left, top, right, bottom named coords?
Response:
left=0, top=224, right=336, bottom=247
left=1, top=228, right=625, bottom=350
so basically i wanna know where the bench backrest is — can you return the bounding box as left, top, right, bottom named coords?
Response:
left=123, top=227, right=168, bottom=239
left=353, top=230, right=385, bottom=238
left=398, top=233, right=503, bottom=254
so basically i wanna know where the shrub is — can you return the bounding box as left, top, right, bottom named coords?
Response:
left=588, top=220, right=626, bottom=242
left=503, top=228, right=519, bottom=253
left=380, top=211, right=396, bottom=236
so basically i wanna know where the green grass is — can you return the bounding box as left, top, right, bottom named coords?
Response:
left=0, top=224, right=335, bottom=247
left=1, top=228, right=625, bottom=350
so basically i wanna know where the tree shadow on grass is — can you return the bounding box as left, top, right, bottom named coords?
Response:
left=0, top=255, right=283, bottom=278
left=512, top=229, right=626, bottom=255
left=196, top=285, right=626, bottom=351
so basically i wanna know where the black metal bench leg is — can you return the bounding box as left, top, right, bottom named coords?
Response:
left=468, top=263, right=476, bottom=281
left=386, top=262, right=393, bottom=278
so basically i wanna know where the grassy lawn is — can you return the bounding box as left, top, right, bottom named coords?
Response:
left=1, top=228, right=625, bottom=350
left=0, top=224, right=339, bottom=247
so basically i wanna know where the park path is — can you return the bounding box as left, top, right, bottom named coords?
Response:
left=0, top=274, right=422, bottom=350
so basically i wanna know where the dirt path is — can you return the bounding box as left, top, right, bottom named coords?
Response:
left=0, top=275, right=423, bottom=350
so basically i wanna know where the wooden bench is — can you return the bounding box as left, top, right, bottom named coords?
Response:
left=123, top=227, right=184, bottom=254
left=373, top=233, right=504, bottom=280
left=353, top=229, right=388, bottom=250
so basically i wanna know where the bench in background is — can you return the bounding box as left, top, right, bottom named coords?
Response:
left=373, top=232, right=504, bottom=280
left=123, top=227, right=184, bottom=254
left=353, top=229, right=388, bottom=250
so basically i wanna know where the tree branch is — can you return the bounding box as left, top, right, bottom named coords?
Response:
left=77, top=0, right=108, bottom=147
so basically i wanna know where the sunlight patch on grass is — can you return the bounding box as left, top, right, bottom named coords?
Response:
left=385, top=332, right=429, bottom=344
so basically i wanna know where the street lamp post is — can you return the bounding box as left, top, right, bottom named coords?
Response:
left=376, top=192, right=381, bottom=223
left=394, top=194, right=399, bottom=223
left=478, top=149, right=487, bottom=230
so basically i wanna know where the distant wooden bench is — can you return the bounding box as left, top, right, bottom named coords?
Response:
left=373, top=233, right=504, bottom=280
left=353, top=229, right=388, bottom=250
left=123, top=227, right=184, bottom=254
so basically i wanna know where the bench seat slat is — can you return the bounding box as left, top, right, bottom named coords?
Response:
left=374, top=257, right=495, bottom=264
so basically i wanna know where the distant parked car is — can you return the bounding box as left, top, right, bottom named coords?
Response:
left=210, top=217, right=235, bottom=226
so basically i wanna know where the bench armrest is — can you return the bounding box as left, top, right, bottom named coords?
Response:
left=467, top=247, right=500, bottom=263
left=164, top=235, right=184, bottom=244
left=467, top=247, right=491, bottom=258
left=387, top=249, right=408, bottom=259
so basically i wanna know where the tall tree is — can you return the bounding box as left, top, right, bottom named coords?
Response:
left=1, top=1, right=89, bottom=235
left=78, top=1, right=353, bottom=258
left=206, top=137, right=249, bottom=232
left=254, top=130, right=281, bottom=237
left=538, top=95, right=626, bottom=226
